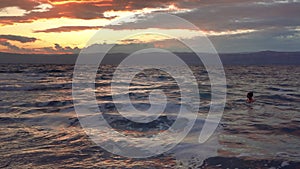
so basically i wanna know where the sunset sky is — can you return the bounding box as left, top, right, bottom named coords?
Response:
left=0, top=0, right=299, bottom=54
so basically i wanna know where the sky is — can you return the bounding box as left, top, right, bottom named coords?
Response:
left=0, top=0, right=299, bottom=54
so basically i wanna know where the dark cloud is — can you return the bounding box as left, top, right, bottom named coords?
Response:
left=0, top=41, right=33, bottom=52
left=33, top=43, right=79, bottom=54
left=0, top=0, right=116, bottom=25
left=1, top=0, right=299, bottom=32
left=177, top=1, right=300, bottom=31
left=208, top=27, right=300, bottom=53
left=0, top=0, right=230, bottom=25
left=84, top=27, right=300, bottom=53
left=0, top=41, right=80, bottom=54
left=34, top=26, right=103, bottom=33
left=82, top=42, right=154, bottom=54
left=101, top=0, right=300, bottom=53
left=0, top=0, right=40, bottom=11
left=110, top=0, right=176, bottom=10
left=54, top=43, right=80, bottom=53
left=0, top=34, right=37, bottom=43
left=104, top=1, right=300, bottom=32
left=0, top=41, right=21, bottom=51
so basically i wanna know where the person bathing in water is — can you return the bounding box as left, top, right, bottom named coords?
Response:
left=247, top=92, right=255, bottom=103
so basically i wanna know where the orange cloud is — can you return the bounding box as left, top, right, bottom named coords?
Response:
left=0, top=0, right=115, bottom=25
left=34, top=26, right=103, bottom=33
left=0, top=0, right=185, bottom=25
left=48, top=0, right=113, bottom=5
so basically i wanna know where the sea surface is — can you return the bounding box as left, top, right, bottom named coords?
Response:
left=0, top=64, right=299, bottom=168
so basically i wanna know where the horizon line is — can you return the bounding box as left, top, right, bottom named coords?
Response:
left=1, top=50, right=300, bottom=56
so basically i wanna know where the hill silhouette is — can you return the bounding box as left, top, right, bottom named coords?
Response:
left=0, top=51, right=299, bottom=65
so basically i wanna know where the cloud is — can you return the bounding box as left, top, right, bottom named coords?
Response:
left=105, top=13, right=199, bottom=30
left=0, top=0, right=40, bottom=11
left=34, top=26, right=103, bottom=33
left=0, top=0, right=195, bottom=25
left=49, top=43, right=80, bottom=53
left=1, top=0, right=299, bottom=28
left=207, top=27, right=300, bottom=52
left=0, top=0, right=115, bottom=25
left=0, top=41, right=21, bottom=51
left=103, top=1, right=300, bottom=32
left=83, top=26, right=300, bottom=53
left=0, top=40, right=80, bottom=54
left=177, top=1, right=300, bottom=31
left=0, top=41, right=34, bottom=52
left=100, top=0, right=300, bottom=53
left=0, top=6, right=29, bottom=17
left=1, top=0, right=300, bottom=53
left=30, top=43, right=80, bottom=54
left=0, top=34, right=37, bottom=43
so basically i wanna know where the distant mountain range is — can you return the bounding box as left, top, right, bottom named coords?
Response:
left=0, top=51, right=299, bottom=65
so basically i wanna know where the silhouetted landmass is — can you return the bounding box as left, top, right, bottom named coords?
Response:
left=220, top=51, right=300, bottom=65
left=0, top=51, right=299, bottom=65
left=0, top=52, right=77, bottom=64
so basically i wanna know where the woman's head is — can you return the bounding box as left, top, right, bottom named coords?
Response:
left=247, top=92, right=253, bottom=99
